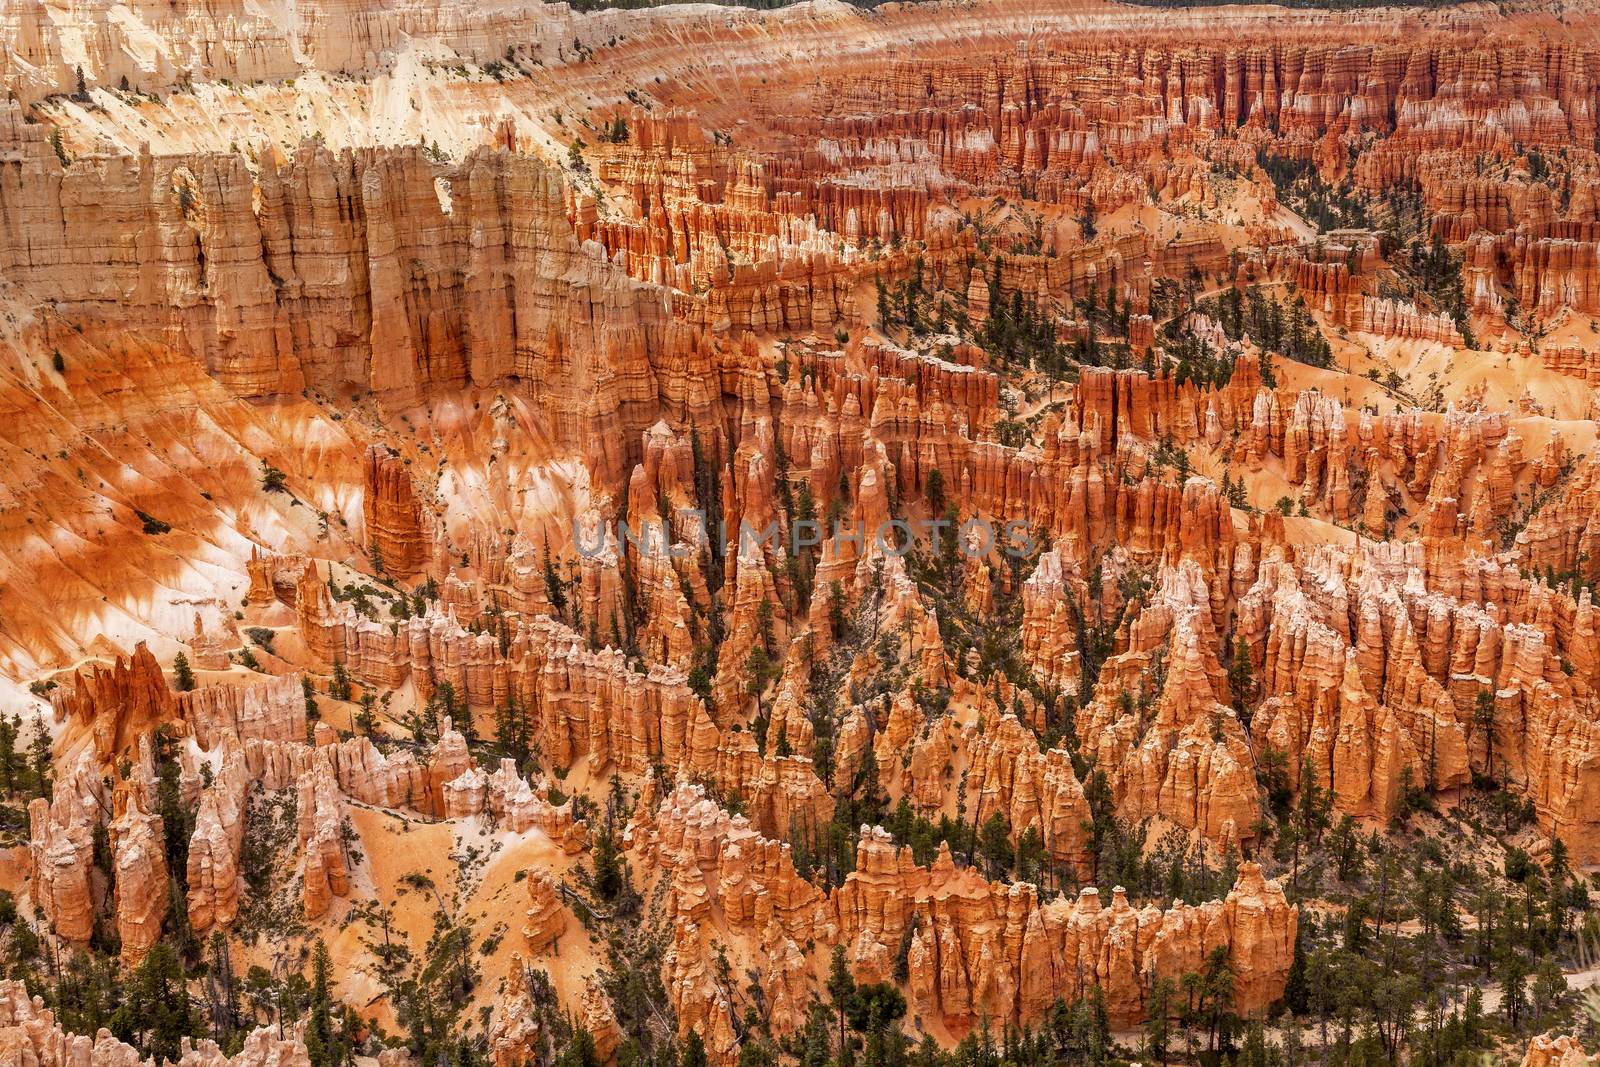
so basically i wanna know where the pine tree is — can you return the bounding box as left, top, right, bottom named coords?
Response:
left=173, top=651, right=196, bottom=692
left=1532, top=954, right=1567, bottom=1020
left=27, top=714, right=51, bottom=798
left=1281, top=921, right=1308, bottom=1015
left=356, top=692, right=378, bottom=736
left=925, top=468, right=946, bottom=518
left=495, top=697, right=532, bottom=772
left=1475, top=688, right=1497, bottom=778
left=153, top=726, right=193, bottom=886
left=592, top=819, right=623, bottom=901
left=1227, top=636, right=1255, bottom=717
left=1500, top=952, right=1529, bottom=1030
left=1145, top=975, right=1175, bottom=1066
left=826, top=945, right=857, bottom=1063
left=206, top=931, right=240, bottom=1048
left=111, top=941, right=201, bottom=1062
left=977, top=811, right=1014, bottom=878
left=435, top=681, right=471, bottom=743
left=681, top=1031, right=709, bottom=1067
left=542, top=538, right=567, bottom=618
left=330, top=659, right=352, bottom=702
left=556, top=1029, right=599, bottom=1067
left=305, top=939, right=339, bottom=1066
left=0, top=716, right=18, bottom=796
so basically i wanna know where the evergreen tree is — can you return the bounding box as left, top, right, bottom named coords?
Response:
left=593, top=820, right=623, bottom=901
left=356, top=692, right=377, bottom=736
left=681, top=1030, right=709, bottom=1067
left=0, top=716, right=18, bottom=795
left=330, top=660, right=352, bottom=702
left=543, top=538, right=567, bottom=618
left=1227, top=636, right=1255, bottom=717
left=1532, top=954, right=1567, bottom=1020
left=205, top=931, right=240, bottom=1049
left=925, top=468, right=946, bottom=518
left=27, top=714, right=51, bottom=798
left=1500, top=952, right=1529, bottom=1031
left=556, top=1028, right=599, bottom=1067
left=977, top=812, right=1014, bottom=878
left=1475, top=688, right=1496, bottom=778
left=305, top=939, right=341, bottom=1066
left=111, top=941, right=201, bottom=1062
left=1281, top=920, right=1308, bottom=1015
left=826, top=945, right=857, bottom=1061
left=173, top=652, right=196, bottom=692
left=153, top=726, right=194, bottom=890
left=1145, top=975, right=1175, bottom=1065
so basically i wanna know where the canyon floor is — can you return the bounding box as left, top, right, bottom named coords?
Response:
left=3, top=0, right=1600, bottom=1064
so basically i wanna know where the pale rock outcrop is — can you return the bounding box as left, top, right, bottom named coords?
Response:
left=489, top=955, right=544, bottom=1067
left=1520, top=1035, right=1590, bottom=1067
left=186, top=738, right=260, bottom=933
left=0, top=979, right=311, bottom=1065
left=523, top=868, right=568, bottom=954
left=189, top=611, right=239, bottom=672
left=298, top=766, right=355, bottom=919
left=426, top=719, right=475, bottom=818
left=26, top=752, right=106, bottom=946
left=1020, top=549, right=1082, bottom=694
left=579, top=974, right=624, bottom=1065
left=185, top=673, right=308, bottom=750
left=110, top=799, right=169, bottom=965
left=1076, top=562, right=1260, bottom=844
left=443, top=766, right=489, bottom=820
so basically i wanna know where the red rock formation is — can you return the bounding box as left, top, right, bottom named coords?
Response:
left=0, top=107, right=685, bottom=455
left=248, top=549, right=315, bottom=608
left=298, top=765, right=354, bottom=920
left=1353, top=297, right=1463, bottom=345
left=489, top=955, right=544, bottom=1067
left=638, top=784, right=1293, bottom=1052
left=49, top=643, right=174, bottom=762
left=1021, top=548, right=1084, bottom=696
left=296, top=567, right=833, bottom=838
left=835, top=831, right=1294, bottom=1032
left=426, top=719, right=475, bottom=818
left=0, top=979, right=312, bottom=1065
left=522, top=868, right=569, bottom=954
left=363, top=444, right=431, bottom=578
left=1076, top=562, right=1261, bottom=844
left=16, top=1, right=1600, bottom=1059
left=579, top=975, right=624, bottom=1065
left=1521, top=1035, right=1591, bottom=1067
left=1227, top=537, right=1600, bottom=854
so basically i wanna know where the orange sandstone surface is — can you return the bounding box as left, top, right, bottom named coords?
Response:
left=2, top=0, right=1600, bottom=1062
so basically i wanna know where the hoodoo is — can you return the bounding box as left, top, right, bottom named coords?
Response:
left=1, top=0, right=1598, bottom=1063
